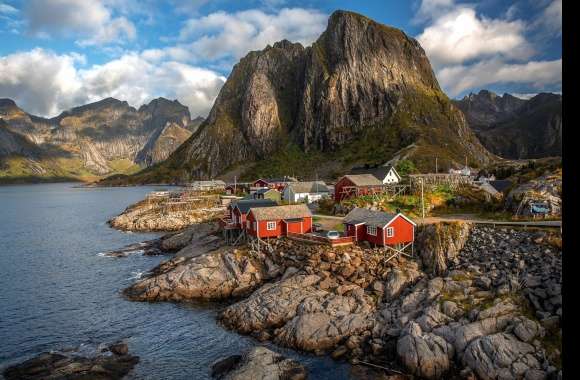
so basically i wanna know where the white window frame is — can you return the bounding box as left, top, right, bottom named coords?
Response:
left=386, top=227, right=395, bottom=238
left=246, top=220, right=251, bottom=229
left=367, top=225, right=377, bottom=236
left=266, top=221, right=276, bottom=231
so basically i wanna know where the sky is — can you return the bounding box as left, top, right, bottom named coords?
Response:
left=0, top=0, right=562, bottom=118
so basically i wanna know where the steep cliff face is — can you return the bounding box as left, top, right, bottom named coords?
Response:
left=157, top=10, right=493, bottom=182
left=454, top=91, right=562, bottom=159
left=0, top=97, right=201, bottom=181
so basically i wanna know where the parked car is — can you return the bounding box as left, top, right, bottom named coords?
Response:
left=326, top=230, right=340, bottom=239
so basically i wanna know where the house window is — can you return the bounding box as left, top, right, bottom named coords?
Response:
left=246, top=220, right=251, bottom=229
left=367, top=225, right=377, bottom=235
left=386, top=227, right=394, bottom=237
left=267, top=221, right=276, bottom=230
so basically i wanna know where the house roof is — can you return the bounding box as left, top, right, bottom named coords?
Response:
left=255, top=177, right=297, bottom=184
left=341, top=174, right=383, bottom=187
left=250, top=204, right=312, bottom=221
left=255, top=188, right=279, bottom=195
left=488, top=180, right=513, bottom=193
left=233, top=199, right=277, bottom=214
left=348, top=165, right=400, bottom=181
left=286, top=181, right=329, bottom=194
left=344, top=207, right=397, bottom=227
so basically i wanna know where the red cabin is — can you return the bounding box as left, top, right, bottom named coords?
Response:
left=343, top=207, right=416, bottom=247
left=334, top=174, right=385, bottom=203
left=222, top=199, right=277, bottom=229
left=246, top=204, right=313, bottom=239
left=253, top=177, right=295, bottom=192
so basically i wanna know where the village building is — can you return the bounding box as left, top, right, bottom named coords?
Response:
left=348, top=165, right=401, bottom=184
left=282, top=181, right=330, bottom=203
left=223, top=199, right=277, bottom=229
left=343, top=207, right=416, bottom=247
left=449, top=166, right=474, bottom=177
left=246, top=204, right=313, bottom=239
left=334, top=174, right=385, bottom=202
left=252, top=177, right=298, bottom=192
left=252, top=188, right=282, bottom=203
left=477, top=179, right=513, bottom=199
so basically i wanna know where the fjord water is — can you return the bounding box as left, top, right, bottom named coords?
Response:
left=0, top=183, right=348, bottom=379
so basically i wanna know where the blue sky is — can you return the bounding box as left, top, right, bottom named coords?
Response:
left=0, top=0, right=562, bottom=117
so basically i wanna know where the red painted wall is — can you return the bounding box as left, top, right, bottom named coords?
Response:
left=384, top=216, right=415, bottom=245
left=246, top=213, right=312, bottom=238
left=335, top=177, right=355, bottom=203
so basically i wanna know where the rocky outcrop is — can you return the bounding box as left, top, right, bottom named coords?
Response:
left=210, top=347, right=306, bottom=380
left=3, top=342, right=139, bottom=380
left=108, top=195, right=223, bottom=232
left=0, top=97, right=201, bottom=181
left=506, top=171, right=562, bottom=216
left=415, top=222, right=472, bottom=275
left=454, top=90, right=562, bottom=159
left=139, top=10, right=492, bottom=182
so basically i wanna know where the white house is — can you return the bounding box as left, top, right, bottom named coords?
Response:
left=348, top=165, right=401, bottom=184
left=283, top=181, right=330, bottom=203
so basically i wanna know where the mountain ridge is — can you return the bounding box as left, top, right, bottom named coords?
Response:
left=123, top=10, right=494, bottom=184
left=0, top=97, right=204, bottom=182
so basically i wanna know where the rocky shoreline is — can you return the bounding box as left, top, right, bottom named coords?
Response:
left=3, top=342, right=139, bottom=380
left=122, top=221, right=562, bottom=379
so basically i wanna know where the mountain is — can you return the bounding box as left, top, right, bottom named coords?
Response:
left=454, top=90, right=562, bottom=159
left=0, top=97, right=204, bottom=182
left=124, top=10, right=493, bottom=184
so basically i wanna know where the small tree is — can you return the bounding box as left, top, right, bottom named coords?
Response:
left=396, top=159, right=417, bottom=177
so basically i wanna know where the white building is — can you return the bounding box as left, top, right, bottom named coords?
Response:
left=283, top=181, right=330, bottom=203
left=348, top=164, right=401, bottom=184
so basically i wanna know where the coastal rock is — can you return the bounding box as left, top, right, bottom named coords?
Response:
left=211, top=346, right=306, bottom=380
left=462, top=333, right=541, bottom=380
left=383, top=268, right=422, bottom=301
left=415, top=222, right=472, bottom=275
left=124, top=249, right=265, bottom=301
left=3, top=342, right=139, bottom=380
left=396, top=322, right=454, bottom=379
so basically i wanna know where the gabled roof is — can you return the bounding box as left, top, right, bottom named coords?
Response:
left=286, top=181, right=329, bottom=194
left=249, top=204, right=312, bottom=221
left=255, top=188, right=279, bottom=195
left=344, top=207, right=416, bottom=227
left=341, top=174, right=383, bottom=187
left=348, top=165, right=400, bottom=181
left=233, top=199, right=277, bottom=214
left=488, top=180, right=513, bottom=193
left=255, top=177, right=297, bottom=184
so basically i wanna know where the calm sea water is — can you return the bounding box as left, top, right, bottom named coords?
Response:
left=0, top=183, right=349, bottom=379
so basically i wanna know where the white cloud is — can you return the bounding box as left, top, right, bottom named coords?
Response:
left=417, top=6, right=533, bottom=67
left=177, top=8, right=327, bottom=63
left=0, top=2, right=18, bottom=14
left=438, top=59, right=562, bottom=97
left=0, top=48, right=226, bottom=118
left=25, top=0, right=136, bottom=45
left=536, top=0, right=562, bottom=35
left=413, top=0, right=455, bottom=24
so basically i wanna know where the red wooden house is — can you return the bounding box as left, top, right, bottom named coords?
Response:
left=222, top=199, right=277, bottom=229
left=343, top=207, right=416, bottom=247
left=334, top=174, right=385, bottom=203
left=246, top=204, right=313, bottom=239
left=253, top=177, right=296, bottom=192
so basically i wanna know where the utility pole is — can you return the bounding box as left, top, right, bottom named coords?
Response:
left=234, top=175, right=237, bottom=194
left=435, top=157, right=438, bottom=174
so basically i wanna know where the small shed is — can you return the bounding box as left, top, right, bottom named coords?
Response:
left=334, top=174, right=384, bottom=202
left=343, top=207, right=416, bottom=247
left=246, top=204, right=312, bottom=239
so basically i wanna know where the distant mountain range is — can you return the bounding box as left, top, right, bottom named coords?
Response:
left=118, top=10, right=494, bottom=185
left=453, top=90, right=562, bottom=159
left=0, top=97, right=203, bottom=182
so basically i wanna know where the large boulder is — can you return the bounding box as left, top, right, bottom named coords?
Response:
left=383, top=267, right=422, bottom=301
left=415, top=222, right=472, bottom=275
left=462, top=333, right=542, bottom=380
left=396, top=322, right=454, bottom=379
left=211, top=346, right=306, bottom=380
left=124, top=250, right=265, bottom=301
